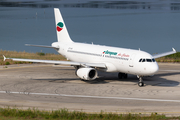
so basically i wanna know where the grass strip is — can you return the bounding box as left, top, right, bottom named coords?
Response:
left=0, top=107, right=179, bottom=120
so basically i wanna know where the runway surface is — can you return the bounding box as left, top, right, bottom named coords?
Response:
left=0, top=63, right=180, bottom=116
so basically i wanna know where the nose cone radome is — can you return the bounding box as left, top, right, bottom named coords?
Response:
left=150, top=63, right=159, bottom=75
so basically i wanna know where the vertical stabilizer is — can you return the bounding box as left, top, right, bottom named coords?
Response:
left=54, top=8, right=73, bottom=43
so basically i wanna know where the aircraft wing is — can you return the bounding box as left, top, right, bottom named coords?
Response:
left=3, top=56, right=106, bottom=68
left=152, top=48, right=176, bottom=59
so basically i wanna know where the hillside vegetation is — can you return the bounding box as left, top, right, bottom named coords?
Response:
left=155, top=52, right=180, bottom=62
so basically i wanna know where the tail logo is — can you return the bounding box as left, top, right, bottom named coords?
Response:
left=56, top=22, right=64, bottom=32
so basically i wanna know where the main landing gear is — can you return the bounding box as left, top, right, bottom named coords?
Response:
left=137, top=75, right=144, bottom=87
left=118, top=72, right=128, bottom=79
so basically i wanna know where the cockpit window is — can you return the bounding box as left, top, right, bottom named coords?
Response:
left=139, top=58, right=156, bottom=63
left=146, top=59, right=152, bottom=62
left=142, top=59, right=145, bottom=62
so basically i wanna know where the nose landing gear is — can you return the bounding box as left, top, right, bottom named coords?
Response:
left=118, top=73, right=145, bottom=87
left=137, top=75, right=144, bottom=87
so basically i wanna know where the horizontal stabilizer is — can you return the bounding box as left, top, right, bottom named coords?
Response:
left=25, top=44, right=58, bottom=49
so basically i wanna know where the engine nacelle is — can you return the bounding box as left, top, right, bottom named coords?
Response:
left=76, top=68, right=98, bottom=80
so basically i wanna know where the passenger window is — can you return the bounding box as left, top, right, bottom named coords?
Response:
left=146, top=59, right=152, bottom=62
left=152, top=59, right=155, bottom=62
left=139, top=59, right=142, bottom=62
left=142, top=59, right=145, bottom=62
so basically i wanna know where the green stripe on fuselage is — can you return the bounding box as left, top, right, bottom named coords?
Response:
left=104, top=50, right=117, bottom=56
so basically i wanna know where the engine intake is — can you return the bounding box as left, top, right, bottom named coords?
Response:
left=76, top=68, right=98, bottom=80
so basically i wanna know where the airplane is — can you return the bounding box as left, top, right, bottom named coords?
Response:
left=3, top=8, right=177, bottom=87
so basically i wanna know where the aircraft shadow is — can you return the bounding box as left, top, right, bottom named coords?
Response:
left=32, top=78, right=80, bottom=83
left=30, top=70, right=180, bottom=87
left=156, top=72, right=180, bottom=77
left=95, top=71, right=180, bottom=87
left=149, top=72, right=180, bottom=87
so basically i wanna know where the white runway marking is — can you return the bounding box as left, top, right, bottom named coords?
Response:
left=0, top=90, right=180, bottom=103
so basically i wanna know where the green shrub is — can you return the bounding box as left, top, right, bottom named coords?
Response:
left=5, top=62, right=10, bottom=65
left=36, top=52, right=45, bottom=56
left=0, top=107, right=178, bottom=120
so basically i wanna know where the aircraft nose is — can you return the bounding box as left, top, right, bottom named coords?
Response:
left=150, top=63, right=159, bottom=74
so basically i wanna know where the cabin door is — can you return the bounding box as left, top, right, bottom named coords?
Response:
left=129, top=54, right=136, bottom=67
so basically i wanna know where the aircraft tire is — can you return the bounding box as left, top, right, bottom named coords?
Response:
left=118, top=73, right=128, bottom=79
left=118, top=73, right=123, bottom=79
left=138, top=82, right=144, bottom=87
left=124, top=73, right=128, bottom=79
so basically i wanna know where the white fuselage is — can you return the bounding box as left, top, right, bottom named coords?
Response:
left=52, top=42, right=159, bottom=76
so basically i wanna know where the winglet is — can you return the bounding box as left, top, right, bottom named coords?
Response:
left=3, top=55, right=6, bottom=61
left=172, top=48, right=176, bottom=52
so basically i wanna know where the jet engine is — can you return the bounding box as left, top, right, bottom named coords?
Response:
left=76, top=68, right=98, bottom=80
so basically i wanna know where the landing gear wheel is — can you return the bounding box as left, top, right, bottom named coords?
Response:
left=124, top=74, right=128, bottom=79
left=118, top=73, right=123, bottom=79
left=138, top=76, right=144, bottom=87
left=138, top=82, right=144, bottom=87
left=118, top=73, right=128, bottom=79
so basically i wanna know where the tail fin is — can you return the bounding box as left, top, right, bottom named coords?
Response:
left=54, top=8, right=73, bottom=43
